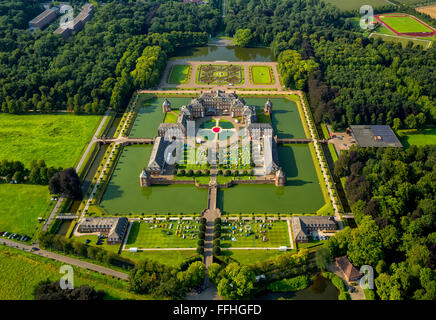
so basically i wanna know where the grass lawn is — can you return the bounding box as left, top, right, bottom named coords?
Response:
left=168, top=64, right=191, bottom=84
left=379, top=15, right=434, bottom=33
left=121, top=249, right=198, bottom=267
left=129, top=96, right=191, bottom=138
left=221, top=249, right=291, bottom=265
left=255, top=109, right=271, bottom=123
left=164, top=110, right=180, bottom=123
left=398, top=127, right=436, bottom=147
left=100, top=146, right=208, bottom=214
left=125, top=220, right=198, bottom=249
left=0, top=246, right=150, bottom=300
left=0, top=184, right=54, bottom=238
left=370, top=33, right=432, bottom=49
left=0, top=113, right=102, bottom=168
left=322, top=0, right=390, bottom=11
left=297, top=240, right=325, bottom=251
left=250, top=66, right=274, bottom=85
left=218, top=119, right=235, bottom=129
left=221, top=220, right=290, bottom=248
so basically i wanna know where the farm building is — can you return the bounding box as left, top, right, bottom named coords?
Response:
left=77, top=217, right=128, bottom=244
left=291, top=216, right=337, bottom=243
left=335, top=256, right=363, bottom=282
left=350, top=125, right=403, bottom=148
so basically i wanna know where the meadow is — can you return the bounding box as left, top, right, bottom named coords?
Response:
left=0, top=113, right=101, bottom=168
left=0, top=246, right=150, bottom=300
left=398, top=127, right=436, bottom=147
left=220, top=249, right=289, bottom=265
left=0, top=184, right=53, bottom=237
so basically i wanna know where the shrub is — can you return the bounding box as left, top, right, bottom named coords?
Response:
left=213, top=239, right=220, bottom=247
left=199, top=224, right=206, bottom=232
left=212, top=246, right=221, bottom=255
left=197, top=246, right=204, bottom=254
left=214, top=218, right=221, bottom=225
left=214, top=230, right=221, bottom=239
left=197, top=239, right=205, bottom=247
left=199, top=231, right=205, bottom=240
left=187, top=169, right=194, bottom=176
left=224, top=170, right=231, bottom=176
left=200, top=217, right=207, bottom=225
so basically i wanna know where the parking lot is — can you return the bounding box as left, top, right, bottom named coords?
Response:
left=0, top=231, right=31, bottom=242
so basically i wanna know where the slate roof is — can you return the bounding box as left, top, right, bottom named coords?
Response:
left=350, top=125, right=402, bottom=148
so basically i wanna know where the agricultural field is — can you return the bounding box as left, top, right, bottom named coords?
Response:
left=197, top=64, right=243, bottom=85
left=376, top=13, right=436, bottom=35
left=125, top=220, right=199, bottom=249
left=100, top=146, right=208, bottom=214
left=398, top=127, right=436, bottom=147
left=322, top=0, right=391, bottom=12
left=250, top=66, right=274, bottom=85
left=0, top=113, right=102, bottom=168
left=0, top=184, right=54, bottom=238
left=416, top=5, right=436, bottom=20
left=220, top=220, right=290, bottom=248
left=0, top=246, right=149, bottom=300
left=167, top=64, right=191, bottom=84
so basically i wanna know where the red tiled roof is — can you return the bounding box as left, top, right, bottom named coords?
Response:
left=336, top=256, right=362, bottom=281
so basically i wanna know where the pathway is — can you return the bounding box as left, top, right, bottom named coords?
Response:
left=43, top=109, right=111, bottom=232
left=1, top=239, right=129, bottom=280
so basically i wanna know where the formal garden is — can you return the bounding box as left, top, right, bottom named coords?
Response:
left=197, top=64, right=243, bottom=85
left=250, top=66, right=274, bottom=85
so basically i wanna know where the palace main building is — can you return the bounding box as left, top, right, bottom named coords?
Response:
left=140, top=90, right=285, bottom=186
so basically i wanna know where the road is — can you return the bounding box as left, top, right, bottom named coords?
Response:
left=42, top=109, right=111, bottom=232
left=1, top=239, right=129, bottom=280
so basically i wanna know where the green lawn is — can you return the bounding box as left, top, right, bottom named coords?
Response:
left=163, top=110, right=179, bottom=123
left=100, top=146, right=208, bottom=214
left=379, top=15, right=434, bottom=33
left=0, top=184, right=54, bottom=237
left=125, top=220, right=198, bottom=249
left=218, top=119, right=235, bottom=129
left=0, top=246, right=149, bottom=300
left=398, top=127, right=436, bottom=147
left=221, top=249, right=290, bottom=265
left=250, top=66, right=273, bottom=85
left=0, top=113, right=102, bottom=168
left=121, top=249, right=198, bottom=267
left=221, top=220, right=290, bottom=248
left=322, top=0, right=390, bottom=11
left=129, top=96, right=191, bottom=138
left=168, top=64, right=191, bottom=84
left=370, top=33, right=432, bottom=49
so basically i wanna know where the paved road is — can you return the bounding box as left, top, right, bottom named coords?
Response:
left=43, top=109, right=111, bottom=232
left=1, top=239, right=129, bottom=280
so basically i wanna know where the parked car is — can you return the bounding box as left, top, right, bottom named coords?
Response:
left=0, top=231, right=4, bottom=236
left=3, top=232, right=9, bottom=237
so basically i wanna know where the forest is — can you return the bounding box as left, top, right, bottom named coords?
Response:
left=0, top=0, right=217, bottom=114
left=331, top=146, right=435, bottom=299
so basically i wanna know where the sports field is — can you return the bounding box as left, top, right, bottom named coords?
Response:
left=217, top=145, right=325, bottom=214
left=0, top=184, right=54, bottom=237
left=167, top=64, right=191, bottom=84
left=0, top=246, right=148, bottom=300
left=100, top=145, right=208, bottom=214
left=129, top=96, right=191, bottom=138
left=0, top=113, right=101, bottom=168
left=250, top=66, right=274, bottom=85
left=125, top=220, right=198, bottom=249
left=376, top=14, right=436, bottom=35
left=220, top=220, right=290, bottom=248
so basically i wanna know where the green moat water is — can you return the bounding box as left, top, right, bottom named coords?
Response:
left=170, top=46, right=275, bottom=62
left=100, top=145, right=208, bottom=214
